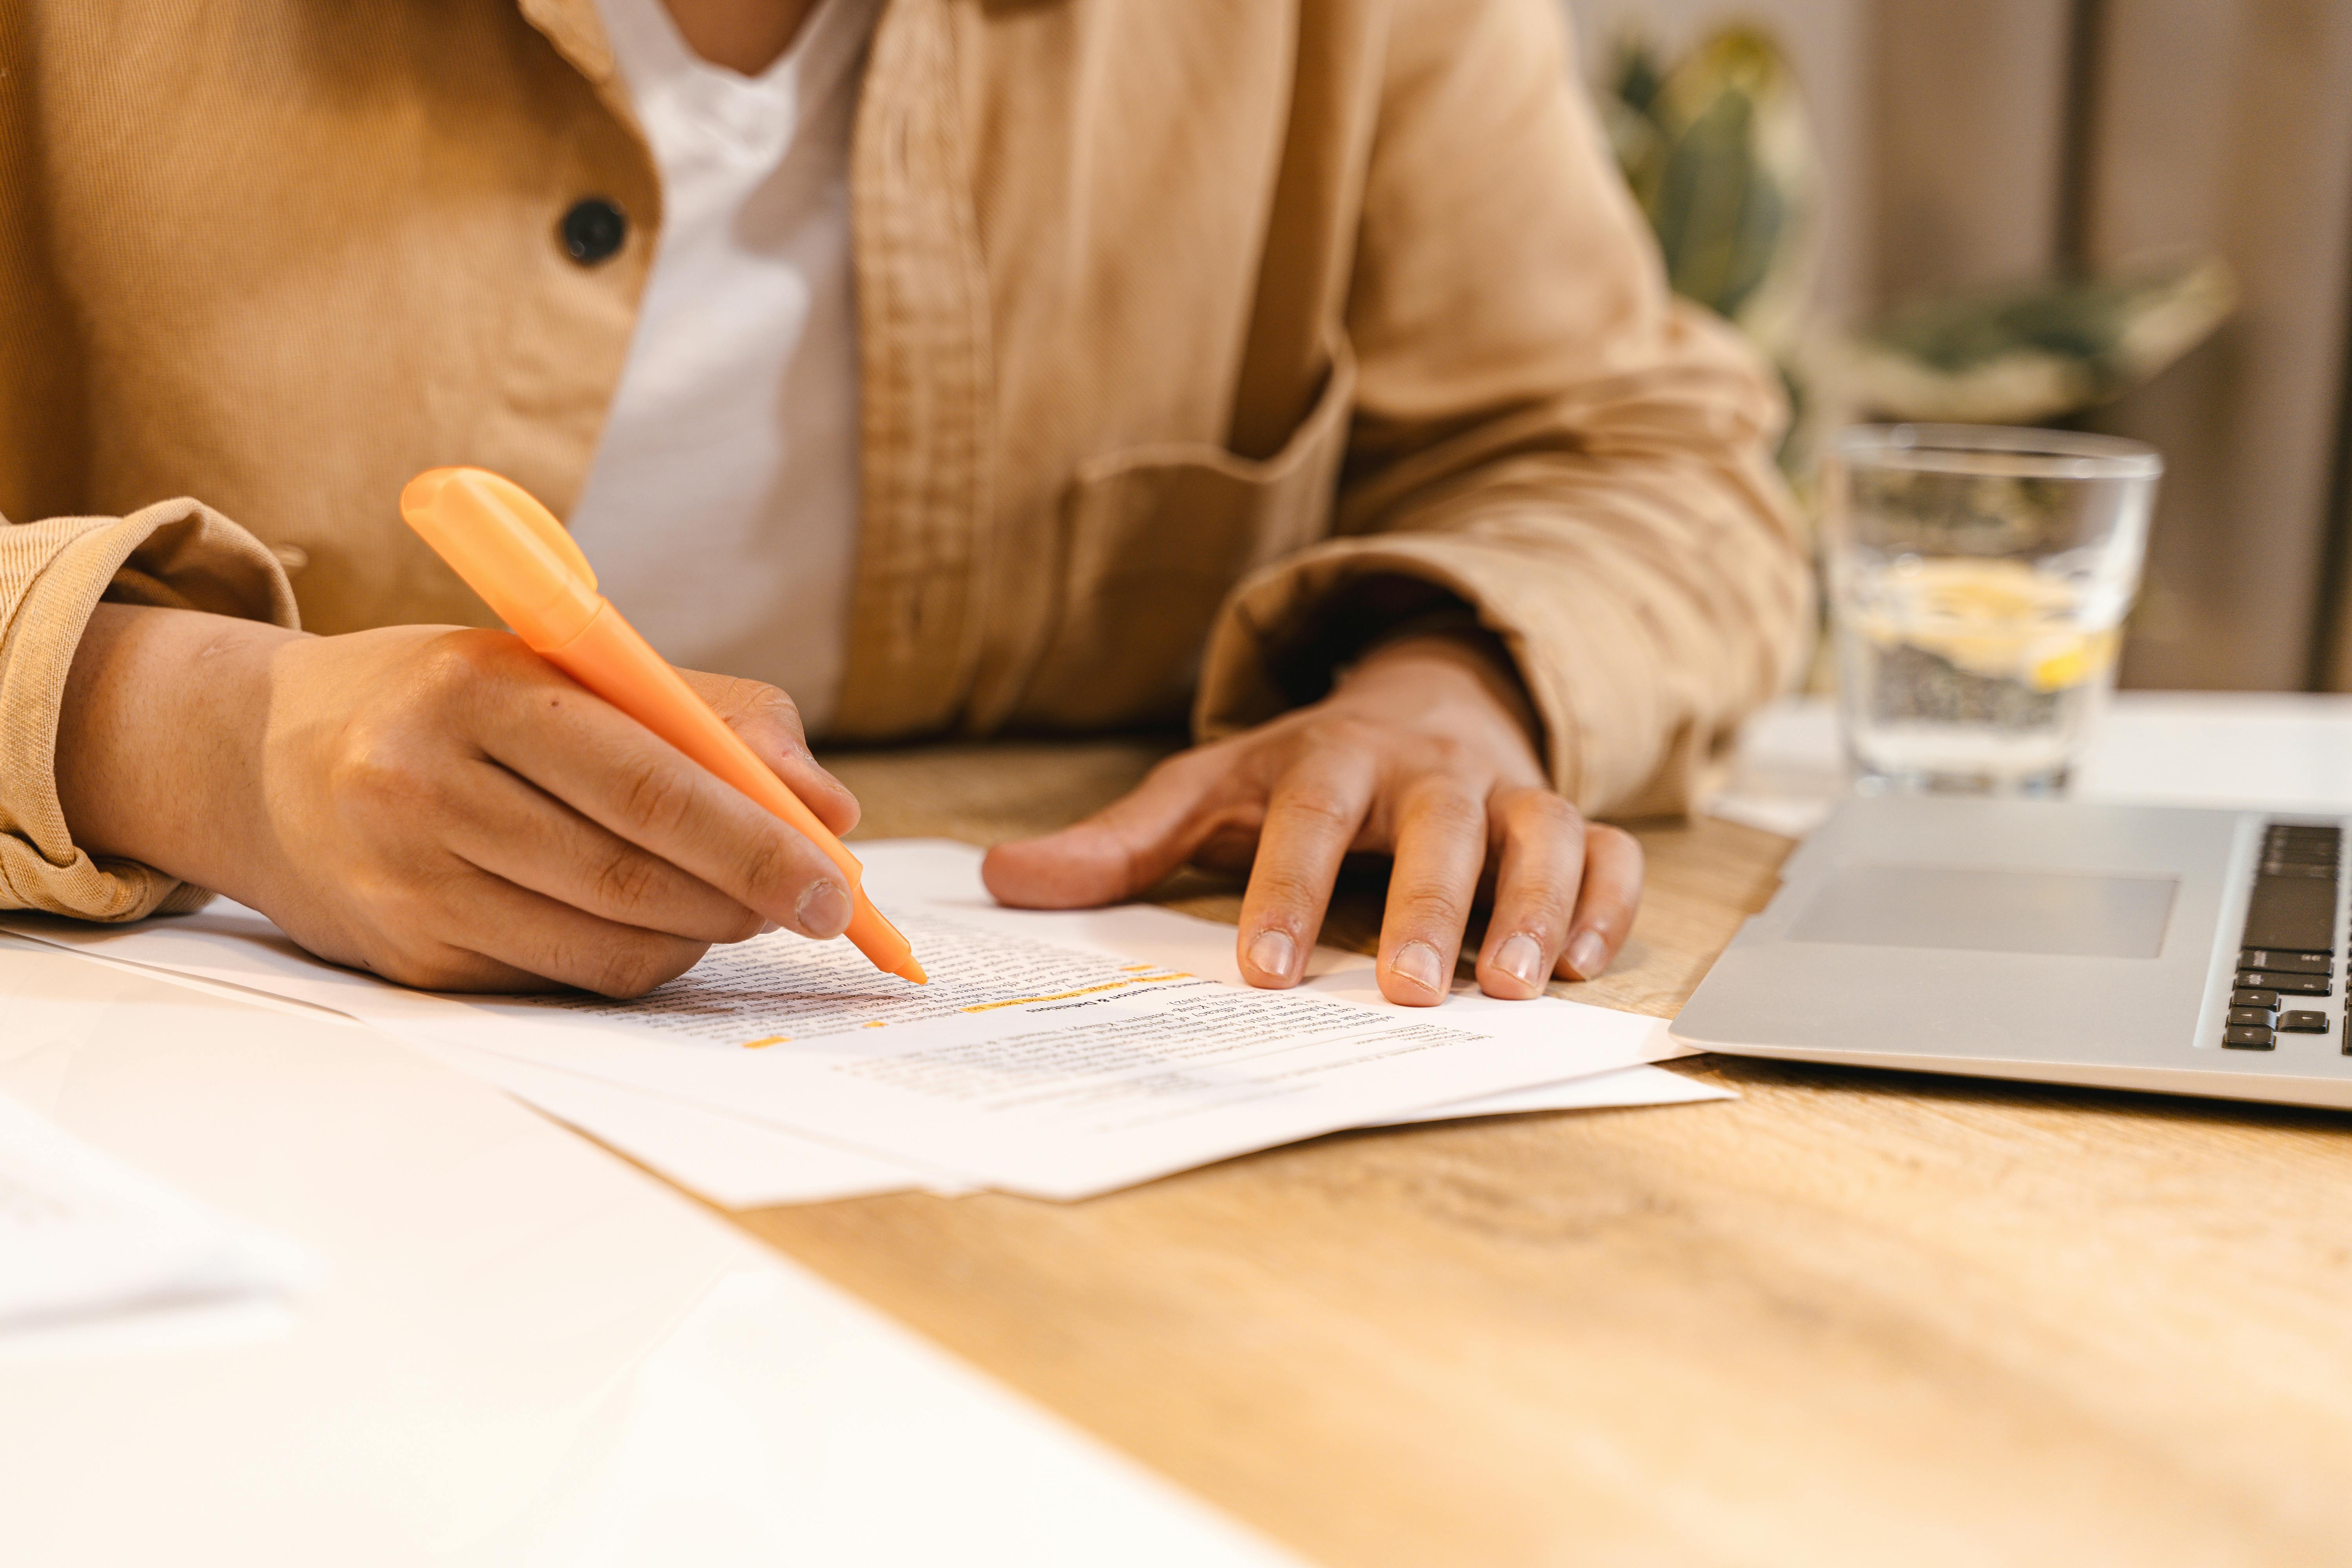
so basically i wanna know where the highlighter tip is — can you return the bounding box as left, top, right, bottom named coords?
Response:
left=846, top=907, right=926, bottom=984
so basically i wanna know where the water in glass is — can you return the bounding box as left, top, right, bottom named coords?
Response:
left=1826, top=425, right=2160, bottom=795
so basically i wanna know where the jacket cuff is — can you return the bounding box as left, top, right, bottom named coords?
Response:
left=0, top=500, right=297, bottom=920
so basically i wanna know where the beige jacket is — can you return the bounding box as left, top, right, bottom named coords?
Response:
left=0, top=0, right=1808, bottom=921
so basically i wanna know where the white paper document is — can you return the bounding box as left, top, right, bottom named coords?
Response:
left=1379, top=1062, right=1733, bottom=1124
left=420, top=1046, right=1721, bottom=1203
left=414, top=1042, right=978, bottom=1205
left=0, top=1092, right=314, bottom=1331
left=1, top=842, right=1701, bottom=1201
left=0, top=943, right=956, bottom=1209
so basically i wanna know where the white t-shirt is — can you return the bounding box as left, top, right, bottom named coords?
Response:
left=570, top=0, right=880, bottom=734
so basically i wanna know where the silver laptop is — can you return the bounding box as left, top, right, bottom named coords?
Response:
left=1672, top=794, right=2351, bottom=1109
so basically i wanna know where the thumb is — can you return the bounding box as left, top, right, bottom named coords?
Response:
left=982, top=753, right=1224, bottom=909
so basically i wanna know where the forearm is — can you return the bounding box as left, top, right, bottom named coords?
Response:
left=1205, top=423, right=1808, bottom=817
left=55, top=602, right=296, bottom=893
left=1227, top=0, right=1804, bottom=811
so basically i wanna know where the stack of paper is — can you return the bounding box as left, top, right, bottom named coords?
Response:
left=0, top=842, right=1729, bottom=1203
left=0, top=1093, right=314, bottom=1335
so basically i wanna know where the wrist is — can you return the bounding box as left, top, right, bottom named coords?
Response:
left=1343, top=629, right=1544, bottom=762
left=56, top=603, right=299, bottom=895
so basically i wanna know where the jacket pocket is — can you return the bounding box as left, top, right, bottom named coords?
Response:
left=1018, top=341, right=1358, bottom=726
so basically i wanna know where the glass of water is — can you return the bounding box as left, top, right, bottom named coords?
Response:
left=1825, top=423, right=2162, bottom=795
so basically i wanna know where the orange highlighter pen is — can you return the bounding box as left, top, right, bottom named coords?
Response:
left=399, top=466, right=927, bottom=985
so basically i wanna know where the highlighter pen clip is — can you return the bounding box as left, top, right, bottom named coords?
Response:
left=398, top=467, right=926, bottom=985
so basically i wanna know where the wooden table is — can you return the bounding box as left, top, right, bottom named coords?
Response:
left=737, top=737, right=2352, bottom=1567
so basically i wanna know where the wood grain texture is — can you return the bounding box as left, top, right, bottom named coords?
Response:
left=735, top=738, right=2352, bottom=1566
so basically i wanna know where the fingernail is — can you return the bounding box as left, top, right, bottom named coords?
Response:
left=1495, top=933, right=1544, bottom=989
left=1390, top=939, right=1445, bottom=996
left=797, top=879, right=852, bottom=939
left=1566, top=930, right=1607, bottom=980
left=759, top=919, right=779, bottom=935
left=1247, top=929, right=1296, bottom=980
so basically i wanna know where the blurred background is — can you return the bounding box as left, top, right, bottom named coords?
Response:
left=1557, top=0, right=2352, bottom=695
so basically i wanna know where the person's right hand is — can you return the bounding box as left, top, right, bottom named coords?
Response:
left=55, top=604, right=860, bottom=996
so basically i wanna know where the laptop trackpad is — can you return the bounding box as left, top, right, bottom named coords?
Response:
left=1788, top=864, right=2179, bottom=959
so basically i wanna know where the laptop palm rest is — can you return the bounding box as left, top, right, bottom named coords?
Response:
left=1788, top=865, right=2178, bottom=960
left=1670, top=795, right=2352, bottom=1110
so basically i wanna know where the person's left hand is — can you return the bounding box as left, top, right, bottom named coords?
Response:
left=981, top=634, right=1643, bottom=1005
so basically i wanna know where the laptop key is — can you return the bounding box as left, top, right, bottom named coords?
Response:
left=2227, top=1007, right=2275, bottom=1027
left=2239, top=949, right=2333, bottom=975
left=2243, top=876, right=2339, bottom=952
left=2224, top=1026, right=2277, bottom=1049
left=2279, top=1011, right=2330, bottom=1034
left=2237, top=970, right=2330, bottom=995
left=2232, top=988, right=2281, bottom=1010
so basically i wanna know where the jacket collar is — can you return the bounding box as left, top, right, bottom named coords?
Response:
left=516, top=0, right=618, bottom=83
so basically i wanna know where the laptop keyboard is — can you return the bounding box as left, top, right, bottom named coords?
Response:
left=2223, top=822, right=2342, bottom=1052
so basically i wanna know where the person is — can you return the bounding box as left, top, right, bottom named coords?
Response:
left=0, top=0, right=1807, bottom=1007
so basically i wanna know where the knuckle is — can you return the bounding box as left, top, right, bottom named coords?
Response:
left=408, top=629, right=511, bottom=702
left=566, top=933, right=693, bottom=998
left=1403, top=780, right=1486, bottom=837
left=742, top=681, right=802, bottom=727
left=1504, top=787, right=1581, bottom=831
left=328, top=728, right=443, bottom=820
left=1504, top=873, right=1581, bottom=925
left=1589, top=822, right=1646, bottom=874
left=586, top=949, right=667, bottom=999
left=1245, top=864, right=1327, bottom=911
left=615, top=757, right=699, bottom=838
left=1270, top=786, right=1359, bottom=835
left=728, top=679, right=807, bottom=742
left=1417, top=731, right=1475, bottom=773
left=1303, top=713, right=1383, bottom=755
left=1397, top=884, right=1470, bottom=926
left=1602, top=882, right=1645, bottom=927
left=363, top=935, right=490, bottom=993
left=736, top=829, right=815, bottom=908
left=590, top=845, right=666, bottom=916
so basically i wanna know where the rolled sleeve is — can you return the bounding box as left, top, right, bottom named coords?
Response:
left=1195, top=0, right=1811, bottom=818
left=0, top=499, right=296, bottom=919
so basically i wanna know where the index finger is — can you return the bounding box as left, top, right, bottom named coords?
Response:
left=474, top=666, right=855, bottom=941
left=1234, top=748, right=1377, bottom=987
